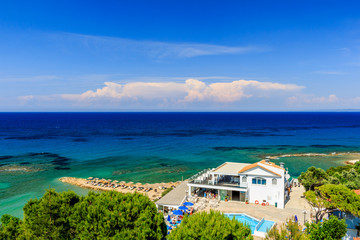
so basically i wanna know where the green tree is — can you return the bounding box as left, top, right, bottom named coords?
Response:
left=304, top=184, right=360, bottom=222
left=266, top=216, right=347, bottom=240
left=168, top=210, right=253, bottom=240
left=0, top=214, right=22, bottom=239
left=306, top=215, right=347, bottom=240
left=1, top=189, right=167, bottom=239
left=71, top=191, right=166, bottom=239
left=299, top=167, right=328, bottom=191
left=21, top=189, right=80, bottom=239
left=266, top=218, right=308, bottom=240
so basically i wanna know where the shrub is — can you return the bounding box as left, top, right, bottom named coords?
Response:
left=0, top=189, right=167, bottom=239
left=168, top=210, right=253, bottom=240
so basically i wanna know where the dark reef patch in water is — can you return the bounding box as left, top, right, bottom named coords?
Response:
left=51, top=156, right=71, bottom=166
left=5, top=135, right=56, bottom=140
left=72, top=138, right=89, bottom=142
left=0, top=155, right=13, bottom=161
left=20, top=162, right=30, bottom=165
left=310, top=144, right=353, bottom=148
left=213, top=146, right=271, bottom=152
left=54, top=167, right=71, bottom=170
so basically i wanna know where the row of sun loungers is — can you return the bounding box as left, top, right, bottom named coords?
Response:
left=86, top=180, right=154, bottom=192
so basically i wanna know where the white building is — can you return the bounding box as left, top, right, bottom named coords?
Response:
left=187, top=159, right=290, bottom=208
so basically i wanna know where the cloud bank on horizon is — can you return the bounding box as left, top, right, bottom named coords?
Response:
left=15, top=78, right=348, bottom=111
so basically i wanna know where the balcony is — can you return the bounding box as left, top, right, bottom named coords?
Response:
left=189, top=177, right=247, bottom=189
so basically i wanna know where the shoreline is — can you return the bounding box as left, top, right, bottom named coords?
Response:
left=265, top=152, right=360, bottom=165
left=59, top=177, right=181, bottom=201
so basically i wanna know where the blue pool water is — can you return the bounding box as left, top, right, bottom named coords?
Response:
left=225, top=213, right=275, bottom=233
left=226, top=213, right=259, bottom=233
left=257, top=219, right=275, bottom=232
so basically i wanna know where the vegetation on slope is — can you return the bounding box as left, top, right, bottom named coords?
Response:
left=0, top=190, right=166, bottom=239
left=266, top=216, right=347, bottom=240
left=168, top=210, right=253, bottom=240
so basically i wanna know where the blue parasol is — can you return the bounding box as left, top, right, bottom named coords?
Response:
left=172, top=210, right=183, bottom=215
left=183, top=202, right=194, bottom=206
left=178, top=206, right=188, bottom=211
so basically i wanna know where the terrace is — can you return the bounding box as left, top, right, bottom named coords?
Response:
left=188, top=162, right=250, bottom=189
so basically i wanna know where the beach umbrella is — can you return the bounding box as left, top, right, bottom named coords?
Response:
left=87, top=177, right=93, bottom=180
left=94, top=178, right=99, bottom=181
left=171, top=210, right=183, bottom=215
left=135, top=182, right=142, bottom=186
left=112, top=180, right=119, bottom=184
left=178, top=206, right=188, bottom=211
left=183, top=202, right=194, bottom=206
left=120, top=181, right=126, bottom=184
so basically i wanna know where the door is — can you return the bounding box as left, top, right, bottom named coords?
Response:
left=232, top=191, right=240, bottom=201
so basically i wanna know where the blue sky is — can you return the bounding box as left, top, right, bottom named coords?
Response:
left=1, top=0, right=360, bottom=111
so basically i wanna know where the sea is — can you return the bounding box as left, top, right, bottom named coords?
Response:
left=1, top=112, right=360, bottom=218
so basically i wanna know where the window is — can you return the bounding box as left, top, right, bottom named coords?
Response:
left=252, top=177, right=266, bottom=185
left=242, top=176, right=247, bottom=183
left=272, top=178, right=277, bottom=185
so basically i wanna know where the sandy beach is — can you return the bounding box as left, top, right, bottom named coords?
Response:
left=59, top=177, right=181, bottom=201
left=344, top=159, right=359, bottom=165
left=266, top=152, right=360, bottom=164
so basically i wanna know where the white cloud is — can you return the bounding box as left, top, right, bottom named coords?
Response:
left=17, top=95, right=34, bottom=103
left=288, top=94, right=339, bottom=105
left=60, top=79, right=303, bottom=105
left=0, top=75, right=59, bottom=83
left=312, top=71, right=347, bottom=75
left=58, top=32, right=266, bottom=58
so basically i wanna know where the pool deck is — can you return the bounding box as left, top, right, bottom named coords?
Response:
left=201, top=185, right=312, bottom=226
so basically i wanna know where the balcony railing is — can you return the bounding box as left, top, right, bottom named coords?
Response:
left=189, top=178, right=247, bottom=189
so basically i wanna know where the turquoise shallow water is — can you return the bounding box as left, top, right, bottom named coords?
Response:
left=1, top=112, right=360, bottom=218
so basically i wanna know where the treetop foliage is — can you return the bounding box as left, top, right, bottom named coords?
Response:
left=0, top=189, right=166, bottom=240
left=266, top=216, right=347, bottom=240
left=299, top=162, right=360, bottom=191
left=168, top=210, right=253, bottom=240
left=304, top=184, right=360, bottom=222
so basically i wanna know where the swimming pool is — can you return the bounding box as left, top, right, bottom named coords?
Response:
left=225, top=213, right=275, bottom=235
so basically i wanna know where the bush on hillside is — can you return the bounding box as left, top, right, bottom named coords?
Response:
left=266, top=216, right=347, bottom=240
left=168, top=210, right=253, bottom=240
left=299, top=162, right=360, bottom=191
left=0, top=189, right=167, bottom=239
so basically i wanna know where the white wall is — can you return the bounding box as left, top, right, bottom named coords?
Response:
left=241, top=166, right=285, bottom=208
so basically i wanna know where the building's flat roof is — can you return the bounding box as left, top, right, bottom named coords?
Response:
left=212, top=162, right=250, bottom=175
left=156, top=181, right=188, bottom=206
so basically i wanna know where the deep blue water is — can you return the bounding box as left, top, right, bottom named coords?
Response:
left=1, top=112, right=360, bottom=217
